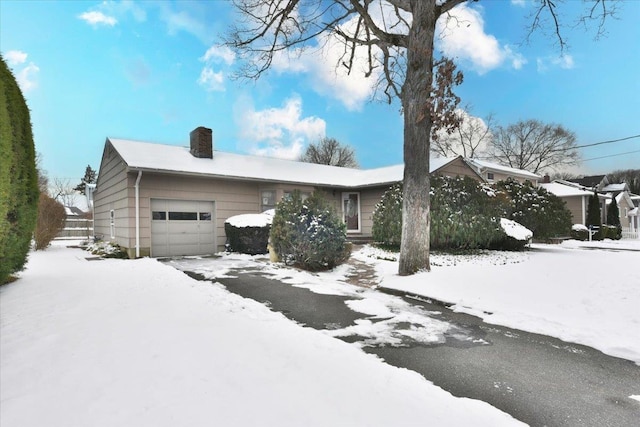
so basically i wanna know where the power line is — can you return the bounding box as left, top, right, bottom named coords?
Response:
left=582, top=149, right=640, bottom=162
left=573, top=134, right=640, bottom=150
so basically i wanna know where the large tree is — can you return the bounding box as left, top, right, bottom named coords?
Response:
left=74, top=164, right=97, bottom=194
left=607, top=169, right=640, bottom=195
left=488, top=119, right=580, bottom=174
left=225, top=0, right=616, bottom=275
left=432, top=108, right=494, bottom=159
left=0, top=55, right=39, bottom=284
left=301, top=137, right=359, bottom=167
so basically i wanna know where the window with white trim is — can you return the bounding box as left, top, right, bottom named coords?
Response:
left=109, top=209, right=115, bottom=238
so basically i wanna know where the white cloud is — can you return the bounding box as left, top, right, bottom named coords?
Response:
left=78, top=11, right=117, bottom=27
left=201, top=45, right=236, bottom=65
left=235, top=95, right=326, bottom=160
left=16, top=62, right=40, bottom=92
left=511, top=0, right=527, bottom=7
left=537, top=54, right=575, bottom=72
left=197, top=45, right=235, bottom=92
left=198, top=67, right=225, bottom=92
left=5, top=50, right=27, bottom=66
left=437, top=4, right=524, bottom=74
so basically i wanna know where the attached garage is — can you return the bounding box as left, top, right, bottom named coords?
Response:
left=151, top=199, right=216, bottom=257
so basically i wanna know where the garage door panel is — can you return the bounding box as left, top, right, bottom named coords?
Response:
left=151, top=199, right=216, bottom=257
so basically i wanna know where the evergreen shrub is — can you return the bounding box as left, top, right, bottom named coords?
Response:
left=224, top=215, right=271, bottom=255
left=269, top=191, right=348, bottom=271
left=34, top=194, right=66, bottom=250
left=371, top=176, right=526, bottom=251
left=0, top=55, right=39, bottom=284
left=495, top=179, right=572, bottom=240
left=605, top=197, right=622, bottom=240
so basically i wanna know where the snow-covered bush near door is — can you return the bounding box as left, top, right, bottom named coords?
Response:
left=270, top=191, right=349, bottom=271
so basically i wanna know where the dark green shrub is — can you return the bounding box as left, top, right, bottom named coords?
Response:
left=595, top=224, right=621, bottom=241
left=34, top=193, right=66, bottom=250
left=606, top=197, right=622, bottom=239
left=570, top=225, right=589, bottom=241
left=225, top=219, right=270, bottom=255
left=0, top=55, right=39, bottom=284
left=495, top=179, right=572, bottom=240
left=270, top=191, right=348, bottom=271
left=371, top=183, right=403, bottom=247
left=586, top=191, right=601, bottom=229
left=371, top=176, right=527, bottom=251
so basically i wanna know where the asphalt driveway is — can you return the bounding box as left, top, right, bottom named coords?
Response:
left=172, top=260, right=640, bottom=427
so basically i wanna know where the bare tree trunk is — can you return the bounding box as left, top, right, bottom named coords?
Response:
left=398, top=1, right=437, bottom=275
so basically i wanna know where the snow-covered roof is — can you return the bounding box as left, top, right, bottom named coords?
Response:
left=107, top=138, right=460, bottom=188
left=465, top=158, right=541, bottom=180
left=539, top=182, right=594, bottom=197
left=601, top=183, right=628, bottom=192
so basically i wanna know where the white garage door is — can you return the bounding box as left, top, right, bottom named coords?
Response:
left=151, top=199, right=216, bottom=257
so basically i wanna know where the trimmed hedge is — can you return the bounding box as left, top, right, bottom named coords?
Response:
left=270, top=191, right=349, bottom=271
left=0, top=55, right=39, bottom=284
left=225, top=222, right=270, bottom=254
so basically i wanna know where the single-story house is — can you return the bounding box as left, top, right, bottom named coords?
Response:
left=94, top=127, right=493, bottom=258
left=539, top=180, right=609, bottom=226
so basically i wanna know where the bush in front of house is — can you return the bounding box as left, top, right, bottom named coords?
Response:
left=224, top=211, right=274, bottom=255
left=371, top=182, right=403, bottom=248
left=34, top=193, right=66, bottom=250
left=595, top=224, right=621, bottom=241
left=86, top=241, right=129, bottom=258
left=570, top=224, right=589, bottom=241
left=495, top=179, right=572, bottom=241
left=371, top=176, right=527, bottom=251
left=269, top=191, right=349, bottom=271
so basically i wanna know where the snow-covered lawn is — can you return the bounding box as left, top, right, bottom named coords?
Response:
left=357, top=239, right=640, bottom=365
left=0, top=242, right=522, bottom=427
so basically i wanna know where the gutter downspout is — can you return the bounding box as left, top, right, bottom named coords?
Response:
left=135, top=170, right=142, bottom=258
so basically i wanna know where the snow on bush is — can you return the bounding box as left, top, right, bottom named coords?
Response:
left=224, top=210, right=274, bottom=255
left=86, top=241, right=128, bottom=258
left=500, top=218, right=532, bottom=241
left=270, top=191, right=349, bottom=271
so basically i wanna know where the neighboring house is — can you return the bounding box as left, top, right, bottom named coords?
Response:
left=465, top=158, right=541, bottom=185
left=539, top=180, right=607, bottom=226
left=93, top=127, right=486, bottom=258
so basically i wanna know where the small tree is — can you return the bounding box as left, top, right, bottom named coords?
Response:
left=300, top=138, right=358, bottom=168
left=34, top=193, right=66, bottom=250
left=586, top=191, right=602, bottom=229
left=74, top=165, right=97, bottom=194
left=372, top=183, right=403, bottom=247
left=606, top=196, right=622, bottom=240
left=270, top=191, right=348, bottom=271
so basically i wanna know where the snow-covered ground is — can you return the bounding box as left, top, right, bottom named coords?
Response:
left=356, top=239, right=640, bottom=365
left=0, top=241, right=522, bottom=427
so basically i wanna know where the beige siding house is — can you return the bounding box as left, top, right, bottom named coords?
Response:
left=93, top=127, right=539, bottom=258
left=94, top=127, right=487, bottom=258
left=466, top=158, right=541, bottom=185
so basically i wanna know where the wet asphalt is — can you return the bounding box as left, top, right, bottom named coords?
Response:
left=181, top=267, right=640, bottom=427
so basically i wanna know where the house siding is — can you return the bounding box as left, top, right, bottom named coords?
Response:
left=563, top=196, right=586, bottom=225
left=93, top=143, right=131, bottom=249
left=438, top=157, right=480, bottom=180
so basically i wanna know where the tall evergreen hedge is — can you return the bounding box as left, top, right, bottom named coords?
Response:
left=0, top=55, right=39, bottom=284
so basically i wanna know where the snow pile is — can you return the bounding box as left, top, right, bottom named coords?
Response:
left=225, top=209, right=274, bottom=228
left=500, top=218, right=532, bottom=241
left=572, top=223, right=588, bottom=232
left=0, top=243, right=522, bottom=427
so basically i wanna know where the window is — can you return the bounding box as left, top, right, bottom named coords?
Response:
left=261, top=190, right=276, bottom=212
left=487, top=172, right=495, bottom=181
left=199, top=212, right=212, bottom=221
left=109, top=209, right=115, bottom=238
left=283, top=191, right=310, bottom=201
left=152, top=211, right=166, bottom=220
left=168, top=212, right=198, bottom=221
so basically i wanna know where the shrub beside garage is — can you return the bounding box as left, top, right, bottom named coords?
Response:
left=225, top=210, right=274, bottom=255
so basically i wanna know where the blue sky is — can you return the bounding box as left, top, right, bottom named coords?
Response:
left=1, top=0, right=639, bottom=184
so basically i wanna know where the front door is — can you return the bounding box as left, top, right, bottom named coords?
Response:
left=342, top=192, right=361, bottom=233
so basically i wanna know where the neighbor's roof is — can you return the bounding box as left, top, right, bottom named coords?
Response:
left=568, top=175, right=607, bottom=188
left=107, top=138, right=461, bottom=188
left=601, top=183, right=628, bottom=192
left=465, top=158, right=541, bottom=180
left=540, top=182, right=595, bottom=197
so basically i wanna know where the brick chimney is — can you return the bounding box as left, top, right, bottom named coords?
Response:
left=190, top=126, right=213, bottom=159
left=543, top=174, right=551, bottom=183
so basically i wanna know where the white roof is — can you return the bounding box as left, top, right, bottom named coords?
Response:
left=539, top=182, right=594, bottom=197
left=108, top=138, right=461, bottom=188
left=466, top=158, right=541, bottom=180
left=601, top=183, right=628, bottom=192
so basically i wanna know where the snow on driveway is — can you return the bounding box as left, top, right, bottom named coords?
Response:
left=358, top=240, right=640, bottom=365
left=0, top=243, right=522, bottom=427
